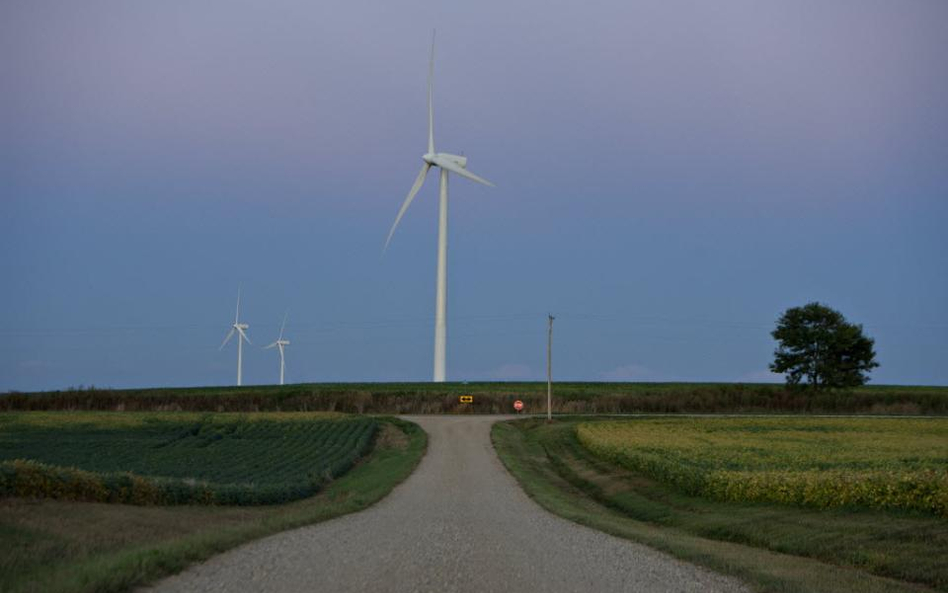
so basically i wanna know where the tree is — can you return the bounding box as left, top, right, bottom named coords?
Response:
left=770, top=302, right=879, bottom=389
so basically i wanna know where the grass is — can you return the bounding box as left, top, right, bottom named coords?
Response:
left=2, top=382, right=947, bottom=415
left=577, top=417, right=948, bottom=515
left=0, top=412, right=378, bottom=505
left=0, top=417, right=426, bottom=593
left=492, top=417, right=948, bottom=593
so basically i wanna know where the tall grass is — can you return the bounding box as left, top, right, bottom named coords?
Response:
left=2, top=382, right=946, bottom=415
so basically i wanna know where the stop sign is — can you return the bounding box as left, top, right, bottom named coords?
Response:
left=513, top=400, right=524, bottom=411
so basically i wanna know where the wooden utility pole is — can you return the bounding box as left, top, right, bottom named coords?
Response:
left=547, top=314, right=555, bottom=422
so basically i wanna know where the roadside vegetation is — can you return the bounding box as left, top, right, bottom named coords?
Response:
left=493, top=417, right=948, bottom=593
left=2, top=382, right=946, bottom=415
left=0, top=415, right=426, bottom=593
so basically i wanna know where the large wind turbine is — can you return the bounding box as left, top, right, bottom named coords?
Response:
left=220, top=289, right=251, bottom=386
left=265, top=312, right=290, bottom=385
left=384, top=31, right=494, bottom=382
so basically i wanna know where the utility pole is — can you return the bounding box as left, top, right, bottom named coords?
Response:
left=547, top=314, right=555, bottom=422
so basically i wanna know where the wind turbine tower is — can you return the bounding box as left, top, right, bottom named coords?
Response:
left=384, top=31, right=494, bottom=382
left=220, top=289, right=251, bottom=386
left=265, top=312, right=290, bottom=385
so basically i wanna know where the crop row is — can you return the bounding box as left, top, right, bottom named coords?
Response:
left=0, top=414, right=378, bottom=505
left=576, top=418, right=948, bottom=516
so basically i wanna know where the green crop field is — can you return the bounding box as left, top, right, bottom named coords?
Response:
left=578, top=417, right=948, bottom=515
left=0, top=412, right=378, bottom=505
left=0, top=415, right=426, bottom=593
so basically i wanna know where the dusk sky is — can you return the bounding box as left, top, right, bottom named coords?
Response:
left=2, top=1, right=946, bottom=391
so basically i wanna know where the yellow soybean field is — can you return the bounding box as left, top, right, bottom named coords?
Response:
left=577, top=417, right=948, bottom=516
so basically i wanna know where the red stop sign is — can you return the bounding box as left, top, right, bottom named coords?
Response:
left=513, top=400, right=524, bottom=411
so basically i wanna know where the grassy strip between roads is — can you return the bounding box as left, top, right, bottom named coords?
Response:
left=0, top=417, right=426, bottom=593
left=492, top=417, right=947, bottom=593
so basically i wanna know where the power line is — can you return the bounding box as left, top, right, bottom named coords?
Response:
left=0, top=311, right=944, bottom=339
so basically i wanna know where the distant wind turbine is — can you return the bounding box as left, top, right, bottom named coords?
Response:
left=220, top=288, right=251, bottom=386
left=265, top=312, right=290, bottom=385
left=384, top=31, right=494, bottom=383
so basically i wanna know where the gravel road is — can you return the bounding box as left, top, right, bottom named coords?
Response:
left=145, top=415, right=748, bottom=593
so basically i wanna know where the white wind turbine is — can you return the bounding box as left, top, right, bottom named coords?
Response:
left=384, top=31, right=494, bottom=383
left=265, top=312, right=290, bottom=385
left=219, top=289, right=251, bottom=386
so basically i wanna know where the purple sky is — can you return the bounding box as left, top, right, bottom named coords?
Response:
left=2, top=1, right=946, bottom=390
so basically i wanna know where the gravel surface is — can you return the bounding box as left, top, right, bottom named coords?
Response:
left=144, top=415, right=749, bottom=593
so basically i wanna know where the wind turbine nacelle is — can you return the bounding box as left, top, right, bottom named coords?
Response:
left=438, top=153, right=467, bottom=168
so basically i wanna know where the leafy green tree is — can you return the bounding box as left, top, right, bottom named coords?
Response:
left=770, top=302, right=879, bottom=389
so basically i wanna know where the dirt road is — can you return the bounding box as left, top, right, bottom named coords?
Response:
left=145, top=416, right=747, bottom=592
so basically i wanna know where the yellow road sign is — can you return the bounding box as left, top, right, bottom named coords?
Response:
left=460, top=395, right=473, bottom=403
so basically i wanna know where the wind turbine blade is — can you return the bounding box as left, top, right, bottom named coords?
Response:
left=431, top=156, right=495, bottom=187
left=384, top=163, right=431, bottom=252
left=235, top=287, right=241, bottom=324
left=237, top=327, right=251, bottom=345
left=428, top=29, right=436, bottom=155
left=265, top=341, right=278, bottom=349
left=279, top=311, right=287, bottom=340
left=220, top=328, right=236, bottom=350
